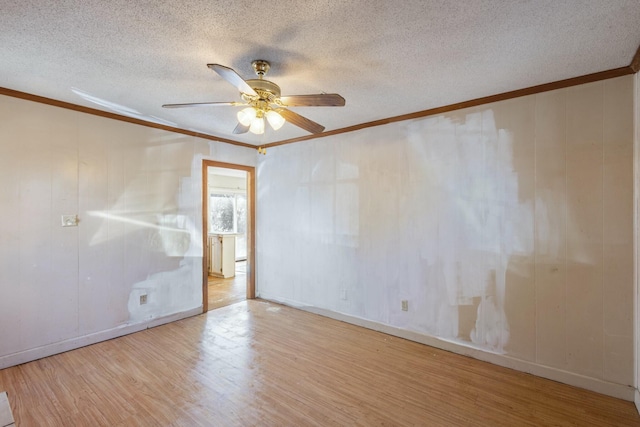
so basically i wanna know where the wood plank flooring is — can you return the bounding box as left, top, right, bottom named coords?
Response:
left=1, top=300, right=639, bottom=426
left=208, top=261, right=246, bottom=310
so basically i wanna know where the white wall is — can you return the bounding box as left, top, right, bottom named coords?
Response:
left=257, top=75, right=635, bottom=399
left=0, top=94, right=256, bottom=368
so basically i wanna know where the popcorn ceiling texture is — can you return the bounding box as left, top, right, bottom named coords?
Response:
left=0, top=0, right=639, bottom=145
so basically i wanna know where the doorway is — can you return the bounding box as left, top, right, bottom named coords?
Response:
left=202, top=160, right=255, bottom=312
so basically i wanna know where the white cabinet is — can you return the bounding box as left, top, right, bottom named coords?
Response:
left=208, top=234, right=236, bottom=278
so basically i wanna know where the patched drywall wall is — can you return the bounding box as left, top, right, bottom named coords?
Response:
left=0, top=94, right=255, bottom=367
left=257, top=75, right=635, bottom=394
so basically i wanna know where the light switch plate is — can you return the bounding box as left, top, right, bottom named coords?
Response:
left=61, top=215, right=78, bottom=227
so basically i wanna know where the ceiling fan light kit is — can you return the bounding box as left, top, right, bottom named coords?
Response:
left=265, top=110, right=285, bottom=130
left=237, top=107, right=257, bottom=126
left=162, top=59, right=345, bottom=136
left=249, top=114, right=265, bottom=134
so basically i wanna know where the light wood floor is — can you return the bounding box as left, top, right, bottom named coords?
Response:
left=1, top=300, right=639, bottom=426
left=208, top=261, right=246, bottom=310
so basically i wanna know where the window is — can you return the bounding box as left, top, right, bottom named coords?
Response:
left=210, top=193, right=247, bottom=260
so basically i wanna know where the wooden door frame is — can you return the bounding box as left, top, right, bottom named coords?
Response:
left=202, top=160, right=256, bottom=312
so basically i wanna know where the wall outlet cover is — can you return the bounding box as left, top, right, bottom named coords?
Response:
left=61, top=215, right=78, bottom=227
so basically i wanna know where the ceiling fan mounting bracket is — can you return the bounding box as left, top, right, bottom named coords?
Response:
left=252, top=60, right=270, bottom=77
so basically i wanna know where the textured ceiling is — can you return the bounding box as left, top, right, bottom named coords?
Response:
left=1, top=0, right=639, bottom=146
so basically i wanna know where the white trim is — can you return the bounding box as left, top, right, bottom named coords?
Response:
left=636, top=389, right=640, bottom=414
left=0, top=306, right=203, bottom=370
left=209, top=187, right=247, bottom=195
left=260, top=294, right=635, bottom=401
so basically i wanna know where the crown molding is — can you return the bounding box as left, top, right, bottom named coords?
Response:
left=630, top=43, right=640, bottom=73
left=264, top=65, right=635, bottom=149
left=0, top=87, right=255, bottom=149
left=2, top=41, right=639, bottom=151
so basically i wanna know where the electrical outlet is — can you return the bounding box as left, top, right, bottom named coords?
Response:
left=401, top=300, right=409, bottom=311
left=140, top=294, right=147, bottom=305
left=61, top=215, right=78, bottom=227
left=340, top=289, right=347, bottom=300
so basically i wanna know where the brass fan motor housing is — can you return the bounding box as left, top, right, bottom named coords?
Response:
left=245, top=79, right=281, bottom=99
left=244, top=60, right=281, bottom=102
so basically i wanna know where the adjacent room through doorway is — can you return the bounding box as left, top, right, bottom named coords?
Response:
left=202, top=161, right=255, bottom=311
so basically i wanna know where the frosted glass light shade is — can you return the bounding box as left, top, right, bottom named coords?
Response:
left=249, top=117, right=265, bottom=134
left=237, top=107, right=257, bottom=126
left=266, top=110, right=285, bottom=130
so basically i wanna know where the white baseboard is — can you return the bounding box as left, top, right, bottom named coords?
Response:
left=0, top=306, right=203, bottom=370
left=260, top=294, right=635, bottom=401
left=635, top=389, right=640, bottom=414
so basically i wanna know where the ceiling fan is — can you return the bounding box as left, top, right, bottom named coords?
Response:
left=162, top=60, right=345, bottom=135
